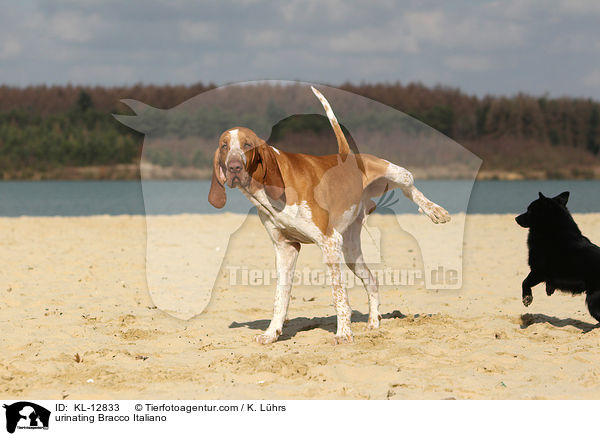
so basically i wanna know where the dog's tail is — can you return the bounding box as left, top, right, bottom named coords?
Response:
left=310, top=86, right=351, bottom=156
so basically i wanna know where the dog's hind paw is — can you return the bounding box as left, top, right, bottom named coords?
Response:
left=420, top=203, right=451, bottom=224
left=522, top=295, right=533, bottom=307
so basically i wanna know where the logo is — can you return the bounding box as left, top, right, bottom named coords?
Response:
left=115, top=81, right=481, bottom=319
left=3, top=402, right=50, bottom=434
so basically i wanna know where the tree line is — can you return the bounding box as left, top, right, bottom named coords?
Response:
left=0, top=82, right=598, bottom=179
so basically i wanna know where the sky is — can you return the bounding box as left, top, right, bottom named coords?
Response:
left=1, top=0, right=600, bottom=98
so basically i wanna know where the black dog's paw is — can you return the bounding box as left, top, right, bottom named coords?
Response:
left=522, top=295, right=533, bottom=307
left=546, top=285, right=555, bottom=296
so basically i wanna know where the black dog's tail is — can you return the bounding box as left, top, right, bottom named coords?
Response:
left=585, top=292, right=600, bottom=323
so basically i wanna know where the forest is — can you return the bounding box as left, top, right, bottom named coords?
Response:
left=0, top=82, right=599, bottom=179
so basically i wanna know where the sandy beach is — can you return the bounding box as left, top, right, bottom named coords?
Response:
left=2, top=213, right=600, bottom=399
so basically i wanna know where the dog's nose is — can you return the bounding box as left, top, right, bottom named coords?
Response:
left=227, top=159, right=242, bottom=174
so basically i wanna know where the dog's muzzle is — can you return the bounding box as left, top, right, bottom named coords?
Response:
left=515, top=213, right=530, bottom=228
left=225, top=155, right=247, bottom=188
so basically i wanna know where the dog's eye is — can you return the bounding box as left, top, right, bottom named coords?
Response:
left=244, top=143, right=251, bottom=149
left=221, top=143, right=228, bottom=149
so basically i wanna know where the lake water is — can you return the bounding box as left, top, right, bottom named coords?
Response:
left=1, top=180, right=600, bottom=217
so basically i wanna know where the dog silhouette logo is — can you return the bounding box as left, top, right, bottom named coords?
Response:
left=3, top=402, right=50, bottom=433
left=115, top=81, right=481, bottom=320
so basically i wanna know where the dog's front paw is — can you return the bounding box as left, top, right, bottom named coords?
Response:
left=254, top=331, right=279, bottom=345
left=522, top=295, right=533, bottom=307
left=333, top=332, right=354, bottom=345
left=367, top=314, right=381, bottom=330
left=546, top=285, right=555, bottom=296
left=420, top=203, right=451, bottom=224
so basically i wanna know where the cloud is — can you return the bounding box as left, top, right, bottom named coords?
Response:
left=403, top=10, right=446, bottom=45
left=68, top=64, right=138, bottom=84
left=243, top=30, right=282, bottom=48
left=405, top=9, right=526, bottom=49
left=49, top=11, right=108, bottom=43
left=549, top=31, right=600, bottom=53
left=444, top=55, right=494, bottom=72
left=0, top=0, right=597, bottom=99
left=0, top=38, right=22, bottom=59
left=326, top=7, right=526, bottom=56
left=583, top=69, right=600, bottom=88
left=558, top=0, right=600, bottom=15
left=179, top=20, right=218, bottom=42
left=327, top=26, right=418, bottom=54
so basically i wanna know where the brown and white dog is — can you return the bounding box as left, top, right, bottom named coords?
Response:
left=209, top=86, right=450, bottom=344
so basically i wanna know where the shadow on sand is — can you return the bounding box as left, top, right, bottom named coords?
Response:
left=520, top=313, right=599, bottom=333
left=230, top=310, right=406, bottom=341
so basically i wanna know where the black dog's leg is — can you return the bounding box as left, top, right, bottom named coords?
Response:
left=546, top=282, right=555, bottom=296
left=522, top=271, right=542, bottom=307
left=585, top=292, right=600, bottom=323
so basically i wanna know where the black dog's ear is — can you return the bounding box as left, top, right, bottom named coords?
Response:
left=538, top=192, right=545, bottom=199
left=554, top=191, right=570, bottom=206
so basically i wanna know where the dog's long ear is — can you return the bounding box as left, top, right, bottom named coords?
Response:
left=259, top=143, right=285, bottom=203
left=245, top=143, right=285, bottom=203
left=538, top=192, right=546, bottom=199
left=208, top=148, right=227, bottom=208
left=553, top=191, right=570, bottom=206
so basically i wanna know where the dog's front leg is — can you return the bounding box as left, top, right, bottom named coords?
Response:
left=522, top=271, right=542, bottom=307
left=255, top=241, right=300, bottom=344
left=322, top=235, right=353, bottom=344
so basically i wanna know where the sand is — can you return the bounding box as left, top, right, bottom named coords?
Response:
left=2, top=213, right=600, bottom=399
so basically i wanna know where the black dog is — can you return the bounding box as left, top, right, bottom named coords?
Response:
left=516, top=191, right=600, bottom=323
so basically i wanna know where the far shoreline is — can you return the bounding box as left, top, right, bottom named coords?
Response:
left=2, top=162, right=600, bottom=181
